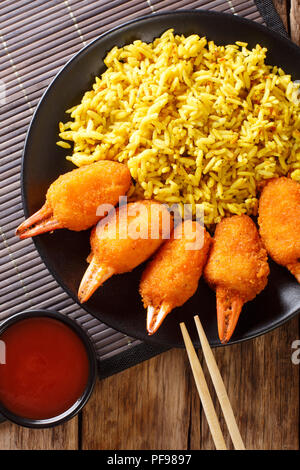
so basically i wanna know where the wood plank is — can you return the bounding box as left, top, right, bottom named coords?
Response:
left=290, top=0, right=300, bottom=44
left=190, top=318, right=299, bottom=450
left=81, top=349, right=191, bottom=450
left=0, top=417, right=78, bottom=450
left=272, top=0, right=289, bottom=30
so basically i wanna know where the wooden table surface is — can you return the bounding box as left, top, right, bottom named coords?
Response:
left=1, top=1, right=299, bottom=451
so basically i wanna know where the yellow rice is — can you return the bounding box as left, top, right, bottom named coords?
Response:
left=58, top=29, right=300, bottom=225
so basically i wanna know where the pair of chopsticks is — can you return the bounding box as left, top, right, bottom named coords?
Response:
left=180, top=316, right=245, bottom=450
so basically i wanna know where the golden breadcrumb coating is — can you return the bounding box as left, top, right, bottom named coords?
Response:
left=90, top=200, right=173, bottom=274
left=140, top=220, right=211, bottom=310
left=258, top=177, right=300, bottom=282
left=46, top=161, right=131, bottom=231
left=204, top=215, right=269, bottom=302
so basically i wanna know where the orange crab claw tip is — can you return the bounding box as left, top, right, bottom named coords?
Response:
left=147, top=303, right=171, bottom=335
left=17, top=219, right=62, bottom=239
left=16, top=203, right=61, bottom=239
left=216, top=288, right=244, bottom=344
left=78, top=257, right=114, bottom=303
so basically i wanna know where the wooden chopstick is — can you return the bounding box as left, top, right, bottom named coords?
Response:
left=193, top=315, right=246, bottom=450
left=180, top=317, right=246, bottom=450
left=180, top=322, right=227, bottom=450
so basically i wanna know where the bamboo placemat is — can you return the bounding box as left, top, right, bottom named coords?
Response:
left=0, top=0, right=286, bottom=378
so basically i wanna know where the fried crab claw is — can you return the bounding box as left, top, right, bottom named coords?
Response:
left=78, top=200, right=173, bottom=303
left=140, top=220, right=212, bottom=335
left=16, top=160, right=131, bottom=239
left=204, top=215, right=269, bottom=344
left=258, top=177, right=300, bottom=284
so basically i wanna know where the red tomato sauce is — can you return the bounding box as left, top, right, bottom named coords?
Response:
left=0, top=317, right=90, bottom=420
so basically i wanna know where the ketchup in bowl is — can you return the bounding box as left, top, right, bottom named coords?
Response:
left=0, top=311, right=97, bottom=427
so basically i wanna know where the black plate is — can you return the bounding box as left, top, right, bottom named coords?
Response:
left=21, top=10, right=300, bottom=348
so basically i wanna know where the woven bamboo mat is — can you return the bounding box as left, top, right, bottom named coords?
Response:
left=0, top=0, right=286, bottom=378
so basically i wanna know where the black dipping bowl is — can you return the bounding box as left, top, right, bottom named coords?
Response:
left=0, top=310, right=97, bottom=428
left=21, top=10, right=300, bottom=348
